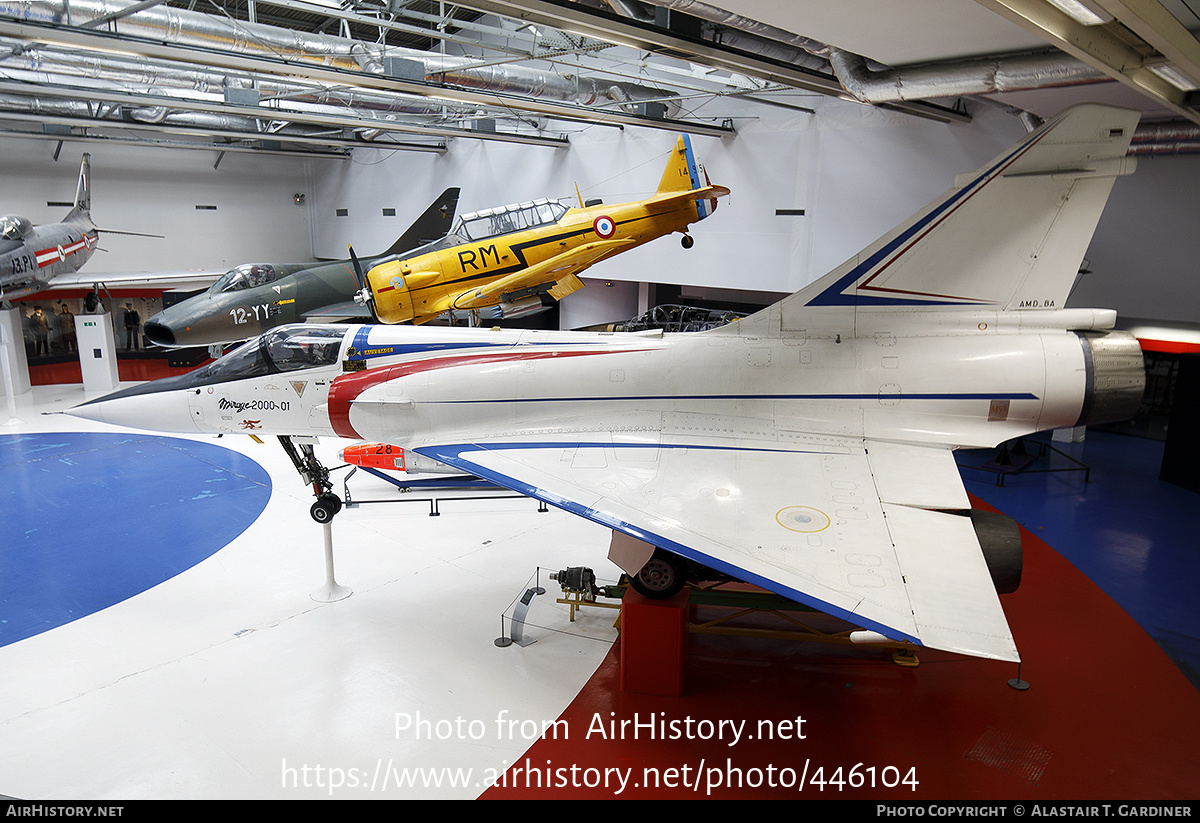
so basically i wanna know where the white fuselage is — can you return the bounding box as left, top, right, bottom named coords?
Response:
left=77, top=314, right=1132, bottom=457
left=336, top=324, right=1086, bottom=453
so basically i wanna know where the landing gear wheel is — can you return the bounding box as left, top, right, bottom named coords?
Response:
left=629, top=550, right=687, bottom=599
left=310, top=492, right=342, bottom=524
left=680, top=234, right=695, bottom=249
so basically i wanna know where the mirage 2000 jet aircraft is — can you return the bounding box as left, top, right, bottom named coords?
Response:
left=70, top=105, right=1146, bottom=664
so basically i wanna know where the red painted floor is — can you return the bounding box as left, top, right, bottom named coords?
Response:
left=28, top=356, right=207, bottom=385
left=484, top=500, right=1200, bottom=799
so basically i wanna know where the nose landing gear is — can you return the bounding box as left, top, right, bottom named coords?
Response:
left=277, top=435, right=352, bottom=602
left=277, top=435, right=340, bottom=523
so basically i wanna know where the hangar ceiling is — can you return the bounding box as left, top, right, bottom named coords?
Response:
left=0, top=0, right=1198, bottom=157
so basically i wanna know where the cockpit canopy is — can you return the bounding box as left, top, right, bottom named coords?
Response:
left=453, top=198, right=569, bottom=242
left=210, top=263, right=278, bottom=294
left=202, top=326, right=347, bottom=382
left=76, top=325, right=350, bottom=407
left=0, top=215, right=33, bottom=241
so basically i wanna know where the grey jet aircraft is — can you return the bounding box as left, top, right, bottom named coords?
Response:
left=1, top=154, right=99, bottom=303
left=141, top=189, right=460, bottom=348
left=2, top=153, right=222, bottom=304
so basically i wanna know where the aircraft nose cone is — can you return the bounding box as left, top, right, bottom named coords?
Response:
left=66, top=388, right=201, bottom=434
left=143, top=321, right=176, bottom=347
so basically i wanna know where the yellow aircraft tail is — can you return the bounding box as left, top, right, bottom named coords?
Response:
left=656, top=134, right=724, bottom=222
left=657, top=134, right=705, bottom=195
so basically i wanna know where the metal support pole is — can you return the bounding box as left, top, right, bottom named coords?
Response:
left=311, top=520, right=352, bottom=602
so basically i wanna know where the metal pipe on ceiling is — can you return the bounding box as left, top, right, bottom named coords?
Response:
left=826, top=48, right=1109, bottom=103
left=615, top=0, right=1126, bottom=107
left=0, top=39, right=468, bottom=117
left=1130, top=120, right=1200, bottom=154
left=0, top=86, right=389, bottom=140
left=4, top=0, right=681, bottom=116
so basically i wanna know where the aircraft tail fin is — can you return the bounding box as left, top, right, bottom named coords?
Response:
left=721, top=104, right=1139, bottom=337
left=657, top=134, right=720, bottom=221
left=64, top=153, right=92, bottom=225
left=380, top=187, right=461, bottom=258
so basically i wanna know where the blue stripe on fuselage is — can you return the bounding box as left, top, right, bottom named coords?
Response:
left=436, top=391, right=1040, bottom=405
left=345, top=328, right=631, bottom=362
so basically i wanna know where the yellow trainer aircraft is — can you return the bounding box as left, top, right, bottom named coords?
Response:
left=363, top=134, right=729, bottom=324
left=142, top=136, right=727, bottom=348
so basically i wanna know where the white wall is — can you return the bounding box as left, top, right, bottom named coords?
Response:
left=557, top=277, right=641, bottom=330
left=802, top=100, right=1026, bottom=282
left=308, top=98, right=1032, bottom=300
left=1071, top=153, right=1200, bottom=324
left=5, top=97, right=1197, bottom=328
left=0, top=140, right=316, bottom=274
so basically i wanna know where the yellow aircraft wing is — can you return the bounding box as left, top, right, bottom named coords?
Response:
left=451, top=237, right=634, bottom=310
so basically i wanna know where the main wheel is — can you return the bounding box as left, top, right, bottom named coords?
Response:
left=680, top=234, right=695, bottom=249
left=629, top=550, right=687, bottom=599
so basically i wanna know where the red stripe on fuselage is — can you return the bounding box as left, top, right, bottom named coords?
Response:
left=34, top=233, right=96, bottom=268
left=327, top=348, right=640, bottom=439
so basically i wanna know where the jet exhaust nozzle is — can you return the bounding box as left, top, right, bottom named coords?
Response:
left=1075, top=331, right=1146, bottom=427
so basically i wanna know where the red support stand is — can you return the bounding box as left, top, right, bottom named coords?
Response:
left=619, top=588, right=689, bottom=697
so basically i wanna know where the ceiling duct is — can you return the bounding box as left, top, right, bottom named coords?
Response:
left=827, top=48, right=1109, bottom=103
left=0, top=43, right=478, bottom=151
left=4, top=0, right=682, bottom=116
left=0, top=39, right=470, bottom=118
left=0, top=85, right=408, bottom=143
left=603, top=0, right=828, bottom=71
left=1130, top=120, right=1200, bottom=154
left=615, top=0, right=1122, bottom=107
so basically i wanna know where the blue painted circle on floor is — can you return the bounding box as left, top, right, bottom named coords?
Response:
left=1, top=432, right=272, bottom=647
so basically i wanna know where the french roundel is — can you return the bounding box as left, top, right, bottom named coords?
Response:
left=593, top=215, right=616, bottom=239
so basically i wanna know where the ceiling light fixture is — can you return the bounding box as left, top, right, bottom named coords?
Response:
left=1148, top=63, right=1200, bottom=92
left=1044, top=0, right=1113, bottom=26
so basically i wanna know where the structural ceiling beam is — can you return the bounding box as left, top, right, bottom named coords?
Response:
left=974, top=0, right=1200, bottom=125
left=1092, top=0, right=1200, bottom=88
left=0, top=77, right=551, bottom=147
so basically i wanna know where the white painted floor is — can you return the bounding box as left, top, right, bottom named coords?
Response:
left=0, top=383, right=618, bottom=799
